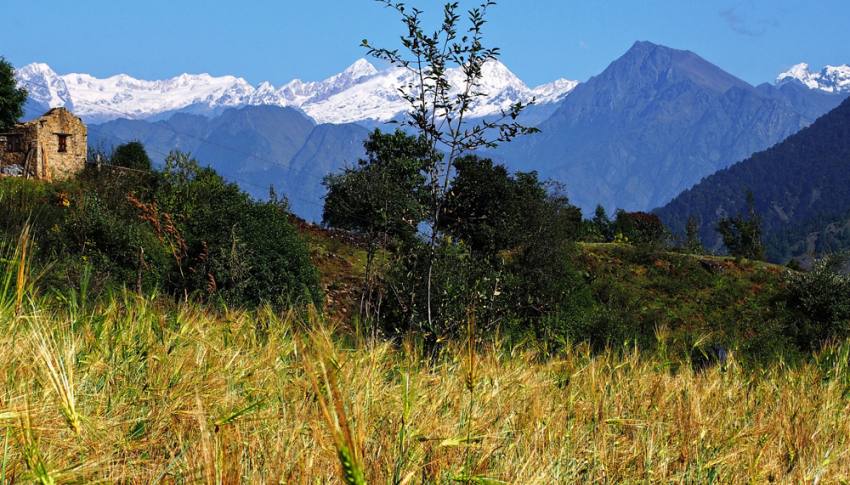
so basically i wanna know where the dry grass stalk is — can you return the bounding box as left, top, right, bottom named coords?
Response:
left=0, top=288, right=847, bottom=482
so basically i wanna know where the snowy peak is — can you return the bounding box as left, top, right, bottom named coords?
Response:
left=777, top=62, right=850, bottom=93
left=531, top=78, right=580, bottom=104
left=14, top=63, right=72, bottom=110
left=15, top=60, right=578, bottom=124
left=303, top=60, right=579, bottom=123
left=59, top=71, right=254, bottom=121
left=340, top=58, right=378, bottom=79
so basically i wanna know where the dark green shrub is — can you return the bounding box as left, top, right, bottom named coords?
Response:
left=614, top=210, right=666, bottom=247
left=1, top=147, right=320, bottom=310
left=151, top=151, right=321, bottom=308
left=716, top=192, right=764, bottom=260
left=380, top=239, right=493, bottom=342
left=110, top=141, right=153, bottom=171
left=0, top=177, right=170, bottom=293
left=783, top=256, right=850, bottom=349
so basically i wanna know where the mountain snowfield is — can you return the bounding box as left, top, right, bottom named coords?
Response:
left=777, top=63, right=850, bottom=93
left=15, top=59, right=578, bottom=124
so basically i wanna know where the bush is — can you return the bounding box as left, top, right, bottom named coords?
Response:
left=0, top=146, right=321, bottom=310
left=380, top=239, right=493, bottom=342
left=783, top=255, right=850, bottom=349
left=110, top=141, right=153, bottom=171
left=0, top=177, right=170, bottom=292
left=613, top=211, right=666, bottom=247
left=147, top=151, right=321, bottom=308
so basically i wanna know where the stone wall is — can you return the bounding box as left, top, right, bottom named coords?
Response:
left=0, top=107, right=87, bottom=181
left=33, top=108, right=88, bottom=181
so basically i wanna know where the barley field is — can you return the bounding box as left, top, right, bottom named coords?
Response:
left=1, top=278, right=849, bottom=484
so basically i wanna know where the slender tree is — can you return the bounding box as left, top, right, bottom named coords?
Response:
left=684, top=216, right=703, bottom=254
left=592, top=205, right=613, bottom=242
left=362, top=1, right=538, bottom=328
left=0, top=57, right=27, bottom=131
left=716, top=191, right=764, bottom=260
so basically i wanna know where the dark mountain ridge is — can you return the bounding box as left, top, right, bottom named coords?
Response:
left=656, top=97, right=850, bottom=263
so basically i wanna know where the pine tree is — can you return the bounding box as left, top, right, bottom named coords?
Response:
left=684, top=216, right=703, bottom=254
left=592, top=205, right=613, bottom=242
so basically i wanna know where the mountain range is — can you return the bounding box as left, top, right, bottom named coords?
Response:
left=494, top=41, right=849, bottom=213
left=656, top=97, right=850, bottom=264
left=88, top=106, right=369, bottom=221
left=15, top=59, right=578, bottom=124
left=18, top=42, right=850, bottom=223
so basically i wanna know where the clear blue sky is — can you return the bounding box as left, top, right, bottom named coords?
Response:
left=2, top=0, right=848, bottom=86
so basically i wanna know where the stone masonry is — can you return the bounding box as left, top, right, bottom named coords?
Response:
left=0, top=107, right=87, bottom=181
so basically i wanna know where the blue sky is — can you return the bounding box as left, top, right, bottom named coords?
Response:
left=2, top=0, right=848, bottom=86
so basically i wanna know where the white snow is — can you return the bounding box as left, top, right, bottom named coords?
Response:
left=302, top=60, right=579, bottom=123
left=777, top=62, right=850, bottom=93
left=15, top=59, right=578, bottom=124
left=14, top=63, right=72, bottom=110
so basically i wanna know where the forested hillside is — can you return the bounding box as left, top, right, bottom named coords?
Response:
left=657, top=97, right=850, bottom=263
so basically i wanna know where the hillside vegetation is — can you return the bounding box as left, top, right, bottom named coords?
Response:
left=574, top=243, right=792, bottom=360
left=2, top=148, right=850, bottom=483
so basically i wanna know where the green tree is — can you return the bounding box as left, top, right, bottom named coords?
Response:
left=363, top=1, right=538, bottom=328
left=501, top=184, right=588, bottom=322
left=385, top=156, right=587, bottom=340
left=591, top=205, right=613, bottom=242
left=613, top=211, right=666, bottom=247
left=716, top=191, right=764, bottom=260
left=111, top=141, right=153, bottom=171
left=323, top=130, right=430, bottom=318
left=442, top=156, right=546, bottom=257
left=684, top=216, right=703, bottom=254
left=0, top=57, right=27, bottom=130
left=442, top=156, right=582, bottom=254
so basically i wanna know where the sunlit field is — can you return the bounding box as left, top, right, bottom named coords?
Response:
left=2, top=284, right=849, bottom=483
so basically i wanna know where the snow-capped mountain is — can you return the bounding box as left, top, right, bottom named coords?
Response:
left=15, top=59, right=578, bottom=124
left=777, top=63, right=850, bottom=93
left=15, top=63, right=74, bottom=111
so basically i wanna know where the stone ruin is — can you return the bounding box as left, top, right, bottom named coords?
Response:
left=0, top=107, right=87, bottom=181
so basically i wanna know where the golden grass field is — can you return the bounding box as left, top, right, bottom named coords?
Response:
left=0, top=224, right=845, bottom=483
left=1, top=288, right=849, bottom=484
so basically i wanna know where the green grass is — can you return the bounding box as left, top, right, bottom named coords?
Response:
left=574, top=243, right=795, bottom=361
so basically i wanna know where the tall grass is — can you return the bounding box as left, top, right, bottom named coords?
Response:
left=0, top=245, right=849, bottom=482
